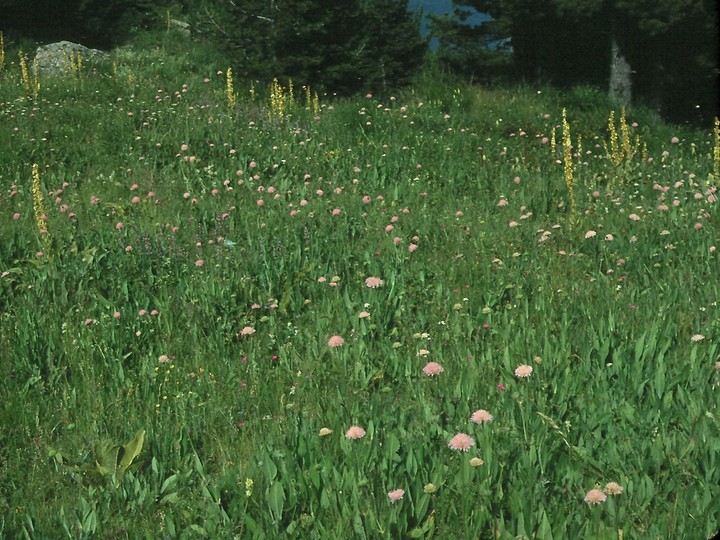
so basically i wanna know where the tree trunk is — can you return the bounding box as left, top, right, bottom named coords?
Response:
left=608, top=35, right=632, bottom=106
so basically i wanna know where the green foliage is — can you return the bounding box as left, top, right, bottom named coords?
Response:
left=0, top=29, right=719, bottom=539
left=431, top=0, right=718, bottom=126
left=0, top=0, right=175, bottom=47
left=190, top=0, right=427, bottom=95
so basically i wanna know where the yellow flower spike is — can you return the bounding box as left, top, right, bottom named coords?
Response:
left=713, top=117, right=720, bottom=179
left=0, top=31, right=5, bottom=68
left=226, top=67, right=236, bottom=110
left=19, top=52, right=31, bottom=94
left=562, top=108, right=575, bottom=215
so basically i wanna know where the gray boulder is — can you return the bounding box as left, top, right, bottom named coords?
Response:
left=34, top=41, right=107, bottom=76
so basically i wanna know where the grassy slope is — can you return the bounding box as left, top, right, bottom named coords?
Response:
left=0, top=30, right=719, bottom=539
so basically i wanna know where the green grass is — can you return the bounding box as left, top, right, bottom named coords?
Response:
left=1, top=30, right=719, bottom=539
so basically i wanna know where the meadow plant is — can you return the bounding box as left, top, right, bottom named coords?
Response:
left=562, top=108, right=575, bottom=214
left=713, top=117, right=720, bottom=179
left=18, top=50, right=31, bottom=94
left=226, top=67, right=236, bottom=110
left=0, top=29, right=718, bottom=539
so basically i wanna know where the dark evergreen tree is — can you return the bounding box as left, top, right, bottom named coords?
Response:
left=359, top=0, right=427, bottom=92
left=0, top=0, right=170, bottom=48
left=430, top=0, right=718, bottom=125
left=190, top=0, right=426, bottom=95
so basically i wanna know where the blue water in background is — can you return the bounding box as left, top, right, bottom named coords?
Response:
left=407, top=0, right=490, bottom=50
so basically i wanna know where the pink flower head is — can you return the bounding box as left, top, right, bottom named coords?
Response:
left=328, top=335, right=345, bottom=347
left=240, top=326, right=256, bottom=336
left=195, top=259, right=204, bottom=267
left=584, top=489, right=607, bottom=505
left=345, top=426, right=366, bottom=440
left=471, top=409, right=494, bottom=424
left=365, top=276, right=384, bottom=288
left=515, top=364, right=533, bottom=378
left=422, top=362, right=444, bottom=376
left=387, top=489, right=405, bottom=504
left=408, top=243, right=418, bottom=252
left=448, top=433, right=475, bottom=451
left=604, top=482, right=623, bottom=495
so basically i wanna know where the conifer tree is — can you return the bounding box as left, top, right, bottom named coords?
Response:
left=430, top=0, right=718, bottom=124
left=191, top=0, right=426, bottom=95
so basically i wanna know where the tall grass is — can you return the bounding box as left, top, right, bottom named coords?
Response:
left=0, top=30, right=718, bottom=539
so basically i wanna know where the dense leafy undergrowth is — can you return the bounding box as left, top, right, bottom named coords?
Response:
left=1, top=30, right=719, bottom=539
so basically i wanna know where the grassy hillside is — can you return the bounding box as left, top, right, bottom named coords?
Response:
left=1, top=30, right=719, bottom=538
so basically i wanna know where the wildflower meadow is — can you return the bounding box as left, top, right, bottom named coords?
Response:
left=1, top=29, right=719, bottom=539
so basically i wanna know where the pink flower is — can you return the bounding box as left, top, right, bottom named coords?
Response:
left=159, top=355, right=170, bottom=363
left=584, top=489, right=607, bottom=505
left=358, top=311, right=370, bottom=319
left=471, top=409, right=494, bottom=424
left=408, top=244, right=418, bottom=252
left=84, top=318, right=94, bottom=326
left=422, top=361, right=444, bottom=376
left=12, top=213, right=20, bottom=220
left=328, top=335, right=345, bottom=347
left=138, top=309, right=148, bottom=316
left=345, top=426, right=366, bottom=440
left=448, top=433, right=475, bottom=451
left=417, top=349, right=430, bottom=357
left=331, top=208, right=341, bottom=216
left=515, top=364, right=533, bottom=378
left=240, top=326, right=256, bottom=335
left=584, top=230, right=596, bottom=239
left=113, top=311, right=121, bottom=319
left=387, top=489, right=405, bottom=503
left=115, top=222, right=124, bottom=230
left=195, top=259, right=204, bottom=267
left=604, top=482, right=623, bottom=495
left=365, top=276, right=384, bottom=288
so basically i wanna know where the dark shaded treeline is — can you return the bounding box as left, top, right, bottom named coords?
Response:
left=430, top=0, right=719, bottom=125
left=1, top=0, right=716, bottom=125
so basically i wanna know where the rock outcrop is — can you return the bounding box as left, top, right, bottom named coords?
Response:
left=34, top=41, right=107, bottom=76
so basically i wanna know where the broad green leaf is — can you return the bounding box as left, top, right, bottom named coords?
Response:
left=161, top=473, right=179, bottom=494
left=117, top=430, right=145, bottom=476
left=268, top=481, right=285, bottom=520
left=264, top=457, right=278, bottom=481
